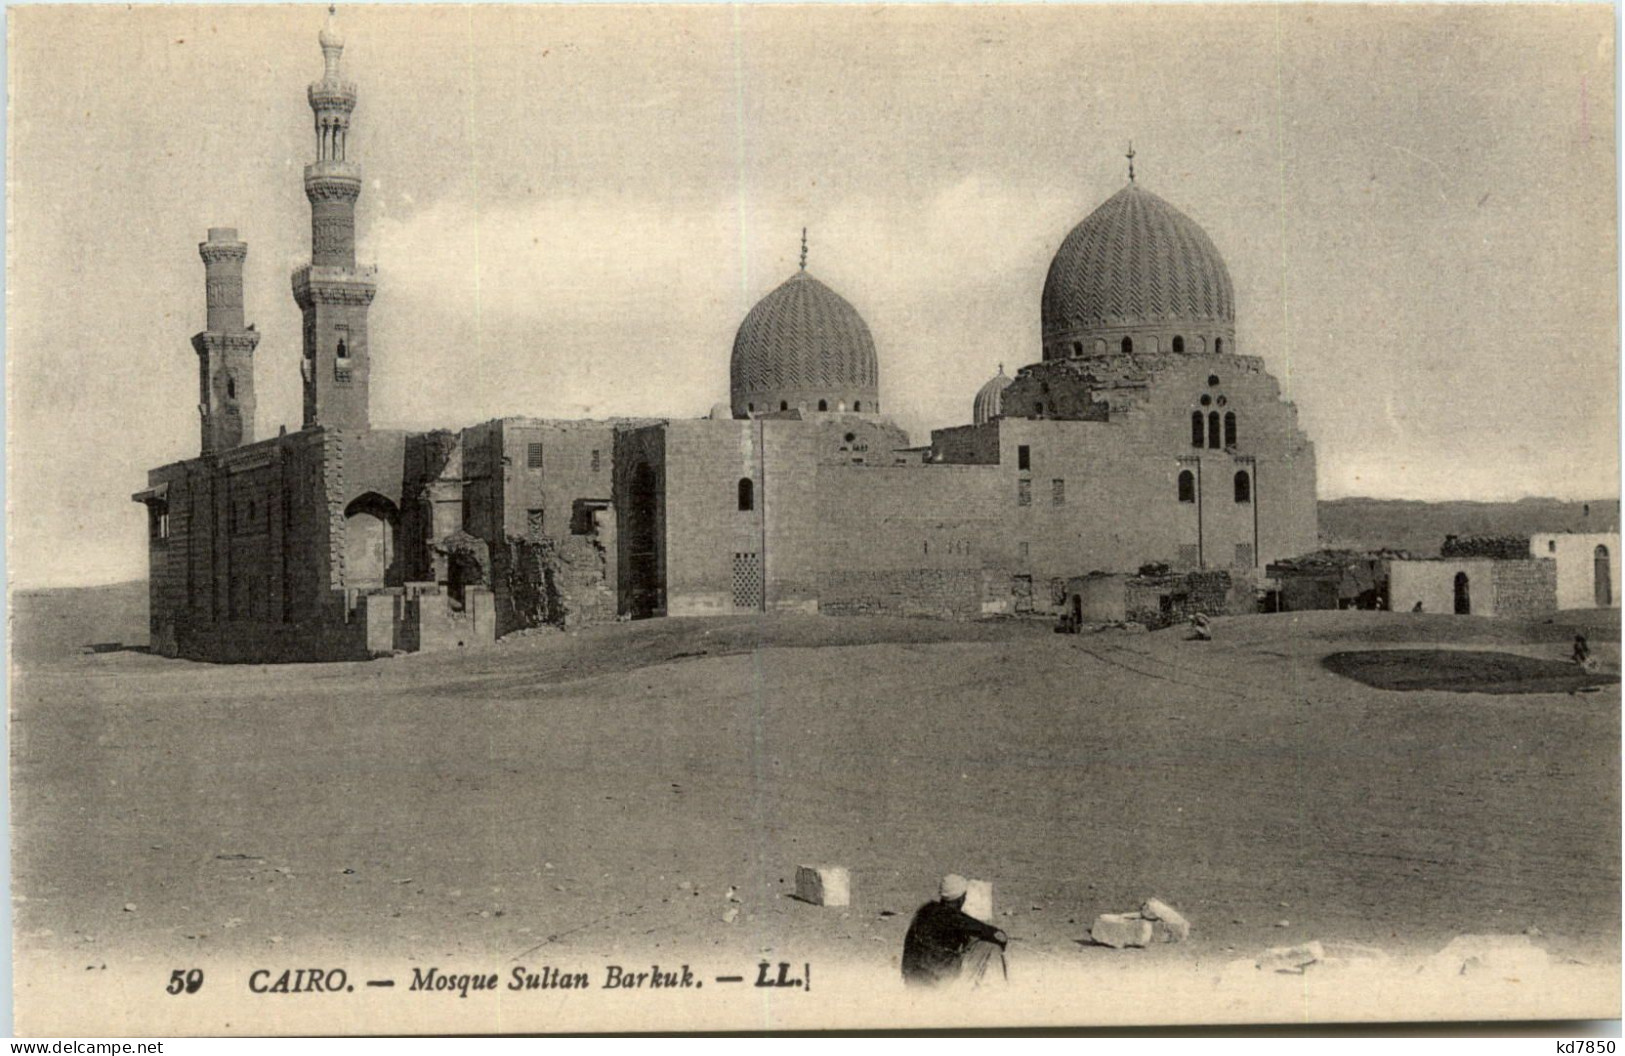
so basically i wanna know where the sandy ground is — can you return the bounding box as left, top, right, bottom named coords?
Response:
left=9, top=603, right=1621, bottom=1033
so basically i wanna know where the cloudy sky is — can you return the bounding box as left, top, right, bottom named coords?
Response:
left=8, top=3, right=1617, bottom=588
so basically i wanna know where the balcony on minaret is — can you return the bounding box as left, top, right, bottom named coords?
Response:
left=291, top=262, right=377, bottom=310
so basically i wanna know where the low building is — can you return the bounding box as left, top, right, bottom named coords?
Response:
left=1528, top=532, right=1619, bottom=610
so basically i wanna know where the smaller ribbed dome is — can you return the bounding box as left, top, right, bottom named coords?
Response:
left=973, top=365, right=1013, bottom=426
left=730, top=269, right=880, bottom=418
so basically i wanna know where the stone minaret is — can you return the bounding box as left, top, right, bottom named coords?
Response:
left=193, top=227, right=260, bottom=455
left=293, top=5, right=376, bottom=431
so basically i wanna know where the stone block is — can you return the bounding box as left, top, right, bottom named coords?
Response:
left=1141, top=898, right=1190, bottom=943
left=963, top=879, right=994, bottom=923
left=794, top=865, right=850, bottom=908
left=1090, top=913, right=1153, bottom=949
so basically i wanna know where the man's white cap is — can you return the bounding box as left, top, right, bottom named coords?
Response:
left=939, top=873, right=969, bottom=900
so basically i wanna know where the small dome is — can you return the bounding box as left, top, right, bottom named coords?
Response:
left=973, top=365, right=1013, bottom=426
left=730, top=270, right=879, bottom=418
left=1042, top=184, right=1233, bottom=340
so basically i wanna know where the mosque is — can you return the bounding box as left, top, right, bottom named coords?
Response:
left=133, top=13, right=1319, bottom=661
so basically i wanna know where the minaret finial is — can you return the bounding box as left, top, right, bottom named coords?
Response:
left=1126, top=141, right=1136, bottom=183
left=799, top=227, right=808, bottom=272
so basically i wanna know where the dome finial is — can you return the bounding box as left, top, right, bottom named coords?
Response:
left=319, top=4, right=345, bottom=73
left=1126, top=140, right=1136, bottom=183
left=799, top=227, right=808, bottom=272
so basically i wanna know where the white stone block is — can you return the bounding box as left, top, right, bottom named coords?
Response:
left=794, top=864, right=850, bottom=907
left=1141, top=897, right=1190, bottom=943
left=1090, top=913, right=1153, bottom=949
left=962, top=879, right=994, bottom=923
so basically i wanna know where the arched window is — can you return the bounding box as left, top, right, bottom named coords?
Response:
left=1177, top=470, right=1196, bottom=503
left=1071, top=341, right=1083, bottom=357
left=1454, top=572, right=1471, bottom=615
left=779, top=401, right=788, bottom=412
left=1121, top=336, right=1133, bottom=354
left=1172, top=335, right=1185, bottom=353
left=1234, top=470, right=1251, bottom=503
left=1094, top=338, right=1107, bottom=355
left=226, top=376, right=236, bottom=400
left=854, top=401, right=862, bottom=412
left=817, top=399, right=828, bottom=412
left=1191, top=411, right=1204, bottom=447
left=1224, top=412, right=1237, bottom=447
left=336, top=338, right=348, bottom=359
left=1214, top=337, right=1224, bottom=354
left=737, top=478, right=754, bottom=512
left=1208, top=412, right=1221, bottom=449
left=1596, top=544, right=1612, bottom=606
left=1194, top=336, right=1206, bottom=353
left=747, top=403, right=754, bottom=413
left=1034, top=402, right=1044, bottom=417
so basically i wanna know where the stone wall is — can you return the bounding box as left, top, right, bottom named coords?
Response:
left=1491, top=559, right=1558, bottom=621
left=818, top=568, right=985, bottom=618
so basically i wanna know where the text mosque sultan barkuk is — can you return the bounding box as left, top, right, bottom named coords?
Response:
left=134, top=10, right=1327, bottom=663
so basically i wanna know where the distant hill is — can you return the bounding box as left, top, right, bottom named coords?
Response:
left=1319, top=498, right=1620, bottom=557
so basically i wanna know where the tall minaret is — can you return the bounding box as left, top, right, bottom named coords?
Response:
left=293, top=5, right=376, bottom=431
left=193, top=227, right=260, bottom=455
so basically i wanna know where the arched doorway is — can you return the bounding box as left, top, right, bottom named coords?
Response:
left=1596, top=545, right=1612, bottom=607
left=343, top=493, right=400, bottom=589
left=626, top=462, right=662, bottom=618
left=1453, top=571, right=1471, bottom=615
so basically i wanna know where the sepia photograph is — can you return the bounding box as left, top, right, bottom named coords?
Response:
left=6, top=2, right=1620, bottom=1036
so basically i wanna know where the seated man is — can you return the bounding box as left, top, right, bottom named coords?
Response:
left=1573, top=634, right=1598, bottom=672
left=901, top=874, right=1008, bottom=988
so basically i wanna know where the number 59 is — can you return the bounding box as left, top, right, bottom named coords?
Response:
left=166, top=968, right=204, bottom=995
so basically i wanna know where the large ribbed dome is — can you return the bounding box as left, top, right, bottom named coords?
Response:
left=730, top=270, right=880, bottom=417
left=972, top=365, right=1013, bottom=426
left=1042, top=184, right=1234, bottom=344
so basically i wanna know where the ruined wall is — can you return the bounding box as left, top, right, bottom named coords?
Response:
left=1124, top=570, right=1233, bottom=629
left=461, top=418, right=625, bottom=635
